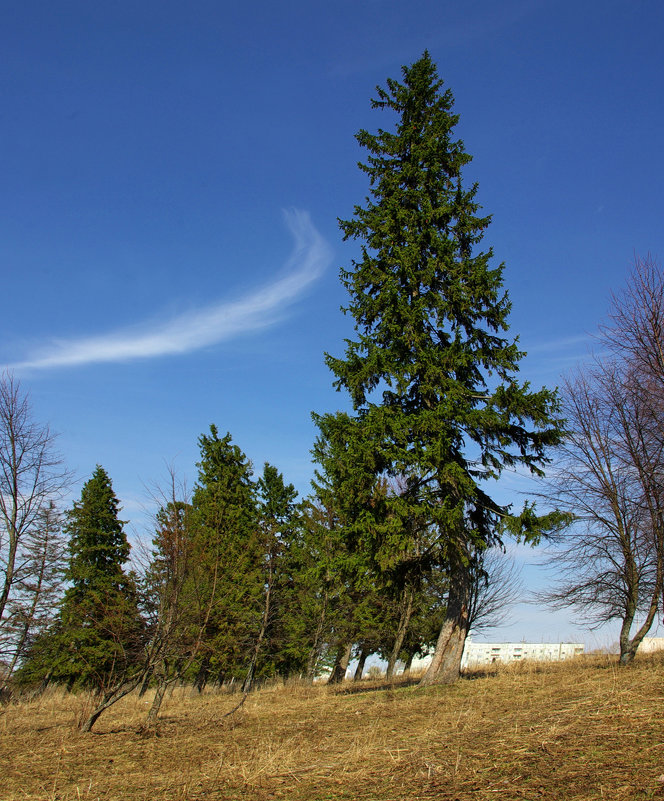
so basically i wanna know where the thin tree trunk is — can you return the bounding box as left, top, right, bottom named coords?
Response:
left=138, top=666, right=153, bottom=698
left=619, top=561, right=661, bottom=665
left=30, top=667, right=53, bottom=700
left=242, top=555, right=274, bottom=693
left=306, top=590, right=328, bottom=682
left=80, top=677, right=142, bottom=732
left=327, top=641, right=352, bottom=685
left=140, top=658, right=173, bottom=731
left=5, top=620, right=29, bottom=678
left=402, top=647, right=417, bottom=675
left=145, top=678, right=168, bottom=729
left=353, top=644, right=370, bottom=681
left=386, top=585, right=415, bottom=679
left=420, top=567, right=471, bottom=686
left=6, top=524, right=52, bottom=677
left=0, top=535, right=18, bottom=625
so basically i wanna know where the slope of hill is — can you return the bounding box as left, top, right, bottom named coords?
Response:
left=2, top=654, right=663, bottom=800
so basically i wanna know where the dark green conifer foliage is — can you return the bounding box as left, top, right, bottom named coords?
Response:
left=190, top=426, right=262, bottom=687
left=278, top=498, right=340, bottom=680
left=65, top=466, right=130, bottom=589
left=23, top=466, right=143, bottom=689
left=244, top=463, right=299, bottom=686
left=316, top=52, right=563, bottom=684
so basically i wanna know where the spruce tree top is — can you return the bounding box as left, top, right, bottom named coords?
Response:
left=320, top=53, right=562, bottom=558
left=331, top=52, right=516, bottom=408
left=192, top=425, right=257, bottom=537
left=65, top=465, right=129, bottom=589
left=194, top=425, right=255, bottom=502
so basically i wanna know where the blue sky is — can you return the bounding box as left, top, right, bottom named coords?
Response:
left=3, top=0, right=664, bottom=647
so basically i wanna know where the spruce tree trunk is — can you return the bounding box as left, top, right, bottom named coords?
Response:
left=386, top=586, right=414, bottom=679
left=31, top=667, right=53, bottom=700
left=327, top=642, right=352, bottom=684
left=402, top=647, right=417, bottom=675
left=353, top=645, right=370, bottom=681
left=420, top=568, right=470, bottom=686
left=193, top=655, right=210, bottom=694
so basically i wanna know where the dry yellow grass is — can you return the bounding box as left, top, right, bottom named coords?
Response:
left=2, top=654, right=664, bottom=800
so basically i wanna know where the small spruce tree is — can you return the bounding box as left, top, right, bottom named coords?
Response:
left=242, top=463, right=298, bottom=689
left=3, top=501, right=66, bottom=678
left=22, top=466, right=143, bottom=692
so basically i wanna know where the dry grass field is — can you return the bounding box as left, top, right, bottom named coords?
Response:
left=2, top=654, right=664, bottom=801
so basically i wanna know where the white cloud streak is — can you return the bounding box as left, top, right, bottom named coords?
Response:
left=524, top=334, right=593, bottom=355
left=12, top=209, right=332, bottom=371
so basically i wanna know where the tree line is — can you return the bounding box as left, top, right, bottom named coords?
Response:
left=1, top=51, right=662, bottom=731
left=0, top=409, right=516, bottom=731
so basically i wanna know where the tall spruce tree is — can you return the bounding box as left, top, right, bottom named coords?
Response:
left=315, top=52, right=562, bottom=684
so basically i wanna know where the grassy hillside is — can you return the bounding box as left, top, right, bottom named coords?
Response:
left=2, top=655, right=664, bottom=800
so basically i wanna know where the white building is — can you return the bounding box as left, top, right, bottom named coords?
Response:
left=406, top=638, right=584, bottom=673
left=638, top=637, right=664, bottom=653
left=460, top=640, right=584, bottom=668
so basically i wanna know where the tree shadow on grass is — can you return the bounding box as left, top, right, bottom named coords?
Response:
left=329, top=677, right=421, bottom=696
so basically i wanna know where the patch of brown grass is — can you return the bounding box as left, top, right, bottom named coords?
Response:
left=2, top=654, right=664, bottom=800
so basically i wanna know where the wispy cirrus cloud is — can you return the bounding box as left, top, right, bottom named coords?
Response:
left=11, top=209, right=331, bottom=371
left=524, top=334, right=593, bottom=355
left=519, top=333, right=599, bottom=383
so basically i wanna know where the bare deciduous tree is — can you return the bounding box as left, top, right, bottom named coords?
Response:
left=541, top=367, right=662, bottom=663
left=112, top=467, right=227, bottom=733
left=542, top=256, right=664, bottom=665
left=0, top=372, right=71, bottom=675
left=603, top=254, right=664, bottom=387
left=467, top=546, right=524, bottom=636
left=140, top=471, right=200, bottom=730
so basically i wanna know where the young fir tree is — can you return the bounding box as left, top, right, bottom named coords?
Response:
left=287, top=496, right=354, bottom=682
left=243, top=463, right=298, bottom=689
left=315, top=52, right=563, bottom=685
left=189, top=426, right=262, bottom=688
left=273, top=497, right=339, bottom=681
left=3, top=501, right=66, bottom=678
left=21, top=466, right=143, bottom=691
